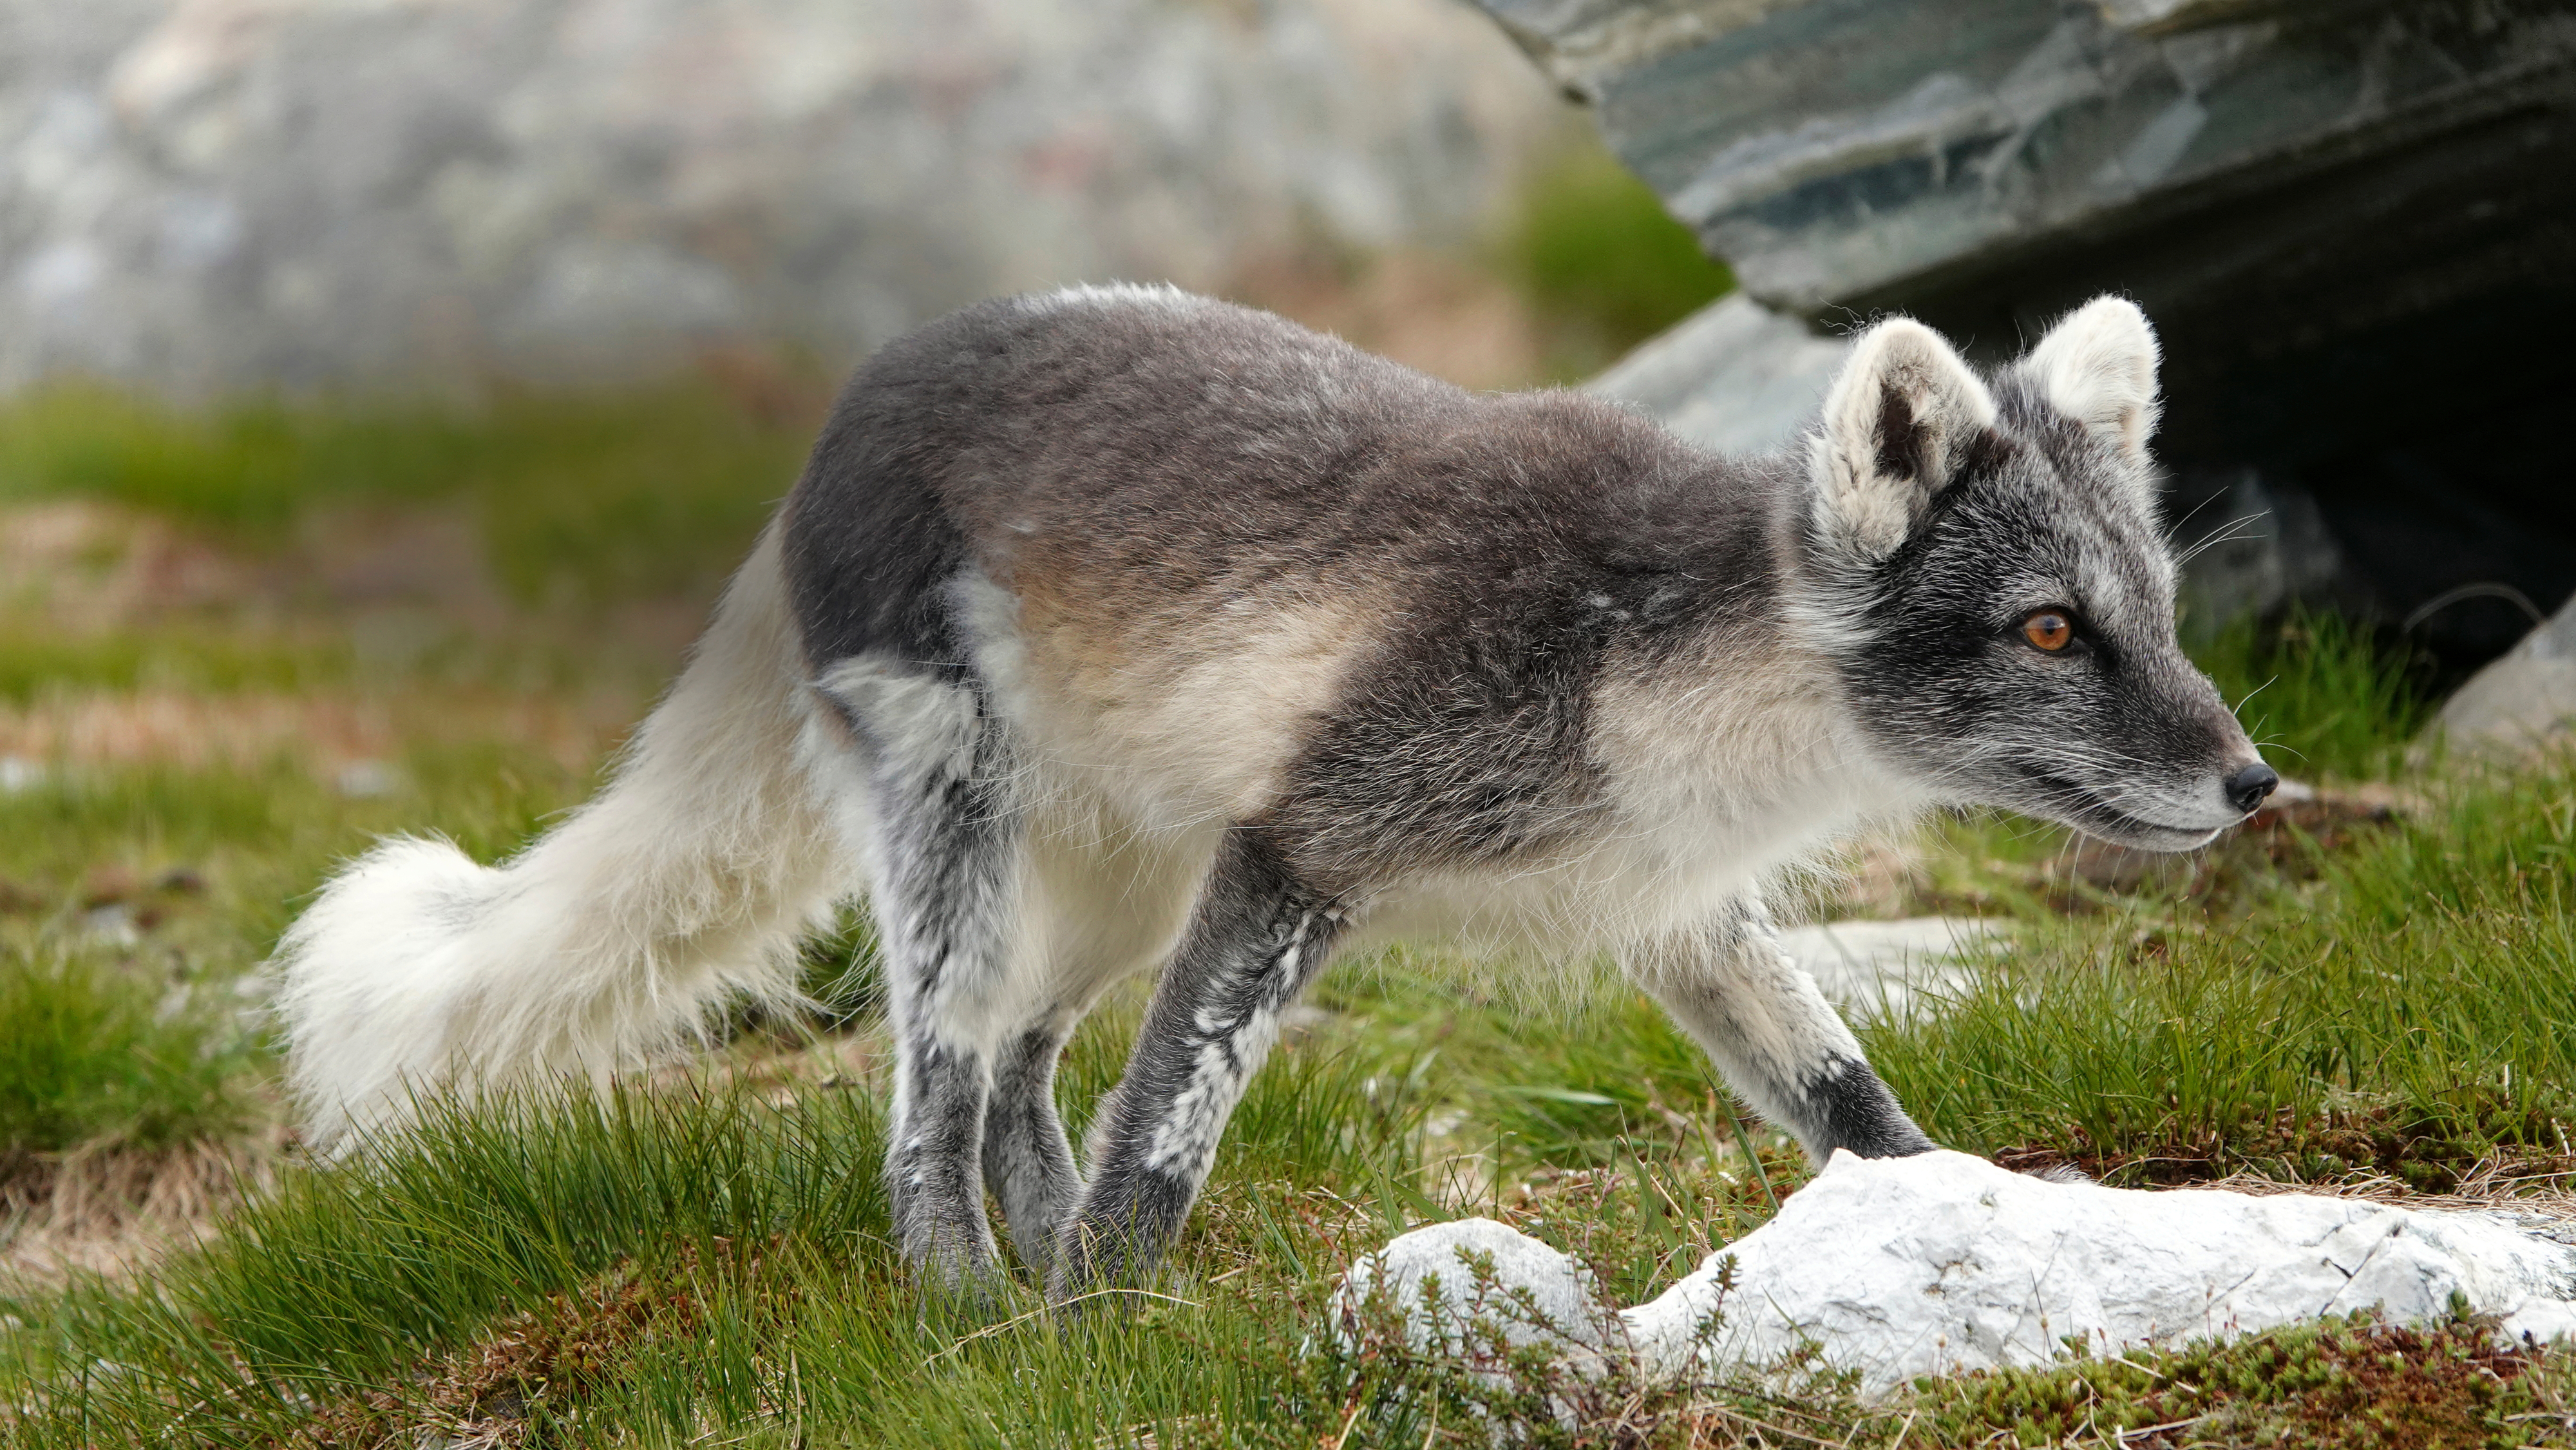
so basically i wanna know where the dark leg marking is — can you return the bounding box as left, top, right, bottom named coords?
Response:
left=1050, top=833, right=1344, bottom=1299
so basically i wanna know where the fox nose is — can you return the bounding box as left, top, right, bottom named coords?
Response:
left=2224, top=762, right=2280, bottom=815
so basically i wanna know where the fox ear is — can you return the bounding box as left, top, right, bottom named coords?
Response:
left=1812, top=316, right=1998, bottom=560
left=2026, top=296, right=2160, bottom=459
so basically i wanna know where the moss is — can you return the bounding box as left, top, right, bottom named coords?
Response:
left=1913, top=1307, right=2566, bottom=1449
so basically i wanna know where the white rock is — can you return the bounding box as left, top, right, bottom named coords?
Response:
left=2426, top=593, right=2576, bottom=756
left=1342, top=1151, right=2576, bottom=1400
left=334, top=759, right=400, bottom=798
left=1332, top=1217, right=1622, bottom=1370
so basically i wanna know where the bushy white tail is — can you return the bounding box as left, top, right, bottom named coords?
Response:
left=275, top=529, right=848, bottom=1151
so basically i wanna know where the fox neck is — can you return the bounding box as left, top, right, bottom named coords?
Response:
left=1578, top=485, right=1929, bottom=915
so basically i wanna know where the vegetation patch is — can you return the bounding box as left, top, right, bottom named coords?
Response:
left=295, top=1243, right=719, bottom=1449
left=1868, top=751, right=2576, bottom=1188
left=0, top=382, right=811, bottom=609
left=1911, top=1306, right=2575, bottom=1449
left=1509, top=145, right=1736, bottom=379
left=0, top=951, right=254, bottom=1172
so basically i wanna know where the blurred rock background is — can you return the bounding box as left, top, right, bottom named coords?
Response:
left=0, top=0, right=1740, bottom=794
left=0, top=0, right=1680, bottom=396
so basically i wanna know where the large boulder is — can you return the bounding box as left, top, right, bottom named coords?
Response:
left=1342, top=1150, right=2576, bottom=1398
left=1490, top=0, right=2576, bottom=670
left=0, top=0, right=1564, bottom=394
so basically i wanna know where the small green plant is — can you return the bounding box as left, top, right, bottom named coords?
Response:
left=1913, top=1305, right=2565, bottom=1449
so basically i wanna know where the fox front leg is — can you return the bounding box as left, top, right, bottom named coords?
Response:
left=1624, top=899, right=1935, bottom=1162
left=1050, top=834, right=1347, bottom=1300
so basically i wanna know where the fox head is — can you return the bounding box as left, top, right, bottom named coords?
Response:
left=1790, top=297, right=2274, bottom=850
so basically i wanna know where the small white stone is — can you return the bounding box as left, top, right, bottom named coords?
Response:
left=1331, top=1217, right=1623, bottom=1375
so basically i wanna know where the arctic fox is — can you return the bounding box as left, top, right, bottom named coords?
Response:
left=276, top=287, right=2276, bottom=1296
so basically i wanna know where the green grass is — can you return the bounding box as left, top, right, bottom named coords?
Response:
left=2193, top=606, right=2432, bottom=781
left=1315, top=748, right=2576, bottom=1196
left=0, top=368, right=2566, bottom=1445
left=6, top=1027, right=2568, bottom=1444
left=0, top=746, right=593, bottom=966
left=0, top=952, right=254, bottom=1159
left=0, top=383, right=810, bottom=608
left=0, top=1036, right=1438, bottom=1447
left=0, top=729, right=2567, bottom=1442
left=0, top=627, right=353, bottom=707
left=1868, top=751, right=2576, bottom=1185
left=0, top=747, right=598, bottom=1170
left=1509, top=146, right=1736, bottom=379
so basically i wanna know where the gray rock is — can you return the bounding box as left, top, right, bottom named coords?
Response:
left=1477, top=0, right=2576, bottom=318
left=1341, top=1152, right=2576, bottom=1402
left=1584, top=292, right=1845, bottom=457
left=2164, top=470, right=2351, bottom=642
left=0, top=0, right=1566, bottom=394
left=2426, top=593, right=2576, bottom=756
left=1484, top=0, right=2576, bottom=674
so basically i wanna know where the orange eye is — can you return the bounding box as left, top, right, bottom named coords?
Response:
left=2022, top=611, right=2074, bottom=652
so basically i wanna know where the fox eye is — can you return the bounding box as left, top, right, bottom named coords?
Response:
left=2020, top=610, right=2076, bottom=653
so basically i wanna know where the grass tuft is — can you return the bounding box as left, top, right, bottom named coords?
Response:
left=0, top=953, right=254, bottom=1162
left=1870, top=750, right=2576, bottom=1185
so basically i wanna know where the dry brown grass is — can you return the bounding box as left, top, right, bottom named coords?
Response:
left=2200, top=1156, right=2576, bottom=1228
left=0, top=1130, right=289, bottom=1291
left=1229, top=247, right=1554, bottom=392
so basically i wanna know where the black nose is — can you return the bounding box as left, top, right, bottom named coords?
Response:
left=2224, top=762, right=2280, bottom=814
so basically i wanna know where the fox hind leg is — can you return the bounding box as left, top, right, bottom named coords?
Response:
left=981, top=1011, right=1085, bottom=1272
left=813, top=658, right=1025, bottom=1288
left=982, top=825, right=1209, bottom=1277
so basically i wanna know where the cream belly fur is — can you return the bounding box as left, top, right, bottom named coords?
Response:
left=969, top=573, right=1921, bottom=980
